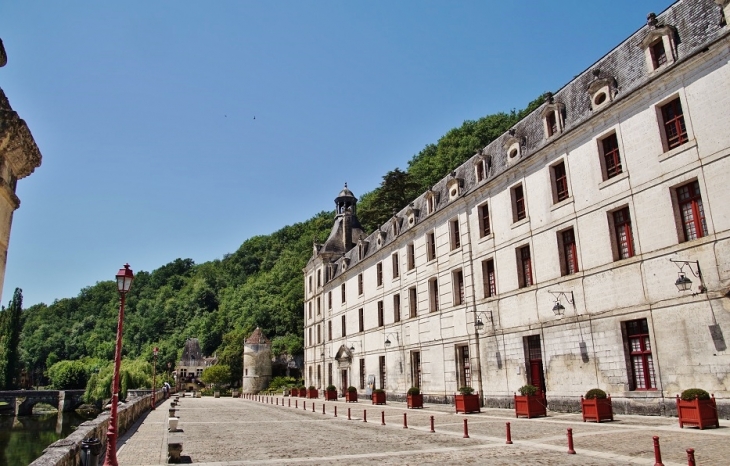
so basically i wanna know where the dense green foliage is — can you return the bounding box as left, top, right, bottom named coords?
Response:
left=201, top=364, right=231, bottom=388
left=12, top=96, right=544, bottom=396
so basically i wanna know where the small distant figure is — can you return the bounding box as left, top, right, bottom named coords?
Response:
left=163, top=382, right=171, bottom=398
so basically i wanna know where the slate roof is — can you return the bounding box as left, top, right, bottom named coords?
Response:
left=315, top=0, right=727, bottom=281
left=245, top=327, right=271, bottom=345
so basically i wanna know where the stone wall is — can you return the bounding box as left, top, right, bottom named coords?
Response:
left=29, top=388, right=165, bottom=466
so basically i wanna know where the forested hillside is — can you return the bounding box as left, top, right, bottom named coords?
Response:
left=2, top=95, right=543, bottom=393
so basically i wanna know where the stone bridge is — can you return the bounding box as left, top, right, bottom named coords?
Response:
left=0, top=390, right=86, bottom=416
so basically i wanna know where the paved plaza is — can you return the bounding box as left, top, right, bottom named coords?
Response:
left=116, top=394, right=729, bottom=465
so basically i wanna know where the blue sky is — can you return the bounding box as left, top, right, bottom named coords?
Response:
left=1, top=0, right=671, bottom=306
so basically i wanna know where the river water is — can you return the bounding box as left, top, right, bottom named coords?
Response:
left=0, top=410, right=97, bottom=466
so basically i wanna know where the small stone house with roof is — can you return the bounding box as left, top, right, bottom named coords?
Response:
left=176, top=338, right=217, bottom=392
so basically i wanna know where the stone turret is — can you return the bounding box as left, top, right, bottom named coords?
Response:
left=242, top=328, right=272, bottom=393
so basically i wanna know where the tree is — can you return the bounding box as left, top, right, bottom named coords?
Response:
left=201, top=364, right=231, bottom=389
left=0, top=288, right=23, bottom=389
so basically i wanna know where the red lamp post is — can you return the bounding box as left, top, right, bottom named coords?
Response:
left=152, top=346, right=158, bottom=409
left=103, top=263, right=134, bottom=466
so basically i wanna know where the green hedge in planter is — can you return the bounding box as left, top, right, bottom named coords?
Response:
left=458, top=386, right=474, bottom=395
left=585, top=388, right=607, bottom=399
left=326, top=385, right=336, bottom=391
left=518, top=385, right=538, bottom=396
left=407, top=387, right=420, bottom=395
left=680, top=388, right=710, bottom=401
left=347, top=386, right=357, bottom=393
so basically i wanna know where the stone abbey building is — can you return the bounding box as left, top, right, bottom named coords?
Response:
left=303, top=0, right=730, bottom=415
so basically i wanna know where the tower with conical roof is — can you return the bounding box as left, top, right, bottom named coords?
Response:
left=242, top=327, right=272, bottom=393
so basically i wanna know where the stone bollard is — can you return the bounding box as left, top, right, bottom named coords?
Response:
left=168, top=417, right=179, bottom=432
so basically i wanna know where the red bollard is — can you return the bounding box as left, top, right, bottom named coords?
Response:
left=348, top=407, right=351, bottom=420
left=463, top=418, right=469, bottom=438
left=295, top=400, right=298, bottom=408
left=312, top=402, right=315, bottom=412
left=363, top=409, right=367, bottom=423
left=322, top=404, right=326, bottom=414
left=653, top=436, right=664, bottom=466
left=403, top=412, right=408, bottom=429
left=430, top=416, right=435, bottom=433
left=334, top=406, right=337, bottom=417
left=288, top=399, right=291, bottom=407
left=687, top=448, right=696, bottom=466
left=381, top=411, right=386, bottom=425
left=276, top=398, right=279, bottom=406
left=304, top=401, right=306, bottom=410
left=506, top=422, right=513, bottom=444
left=567, top=428, right=576, bottom=454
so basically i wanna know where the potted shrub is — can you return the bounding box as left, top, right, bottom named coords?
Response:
left=407, top=387, right=423, bottom=409
left=325, top=385, right=338, bottom=401
left=514, top=385, right=546, bottom=418
left=307, top=385, right=318, bottom=398
left=290, top=386, right=298, bottom=397
left=581, top=388, right=613, bottom=423
left=676, top=388, right=719, bottom=429
left=455, top=386, right=480, bottom=414
left=372, top=388, right=386, bottom=405
left=299, top=386, right=307, bottom=398
left=346, top=386, right=358, bottom=402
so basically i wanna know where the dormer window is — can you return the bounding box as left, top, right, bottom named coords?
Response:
left=540, top=97, right=566, bottom=139
left=587, top=73, right=617, bottom=112
left=406, top=206, right=419, bottom=227
left=446, top=178, right=462, bottom=201
left=391, top=216, right=401, bottom=237
left=376, top=229, right=386, bottom=248
left=650, top=40, right=667, bottom=68
left=475, top=160, right=485, bottom=182
left=504, top=130, right=525, bottom=164
left=341, top=257, right=349, bottom=271
left=425, top=190, right=439, bottom=214
left=640, top=13, right=677, bottom=72
left=358, top=239, right=368, bottom=260
left=474, top=153, right=491, bottom=182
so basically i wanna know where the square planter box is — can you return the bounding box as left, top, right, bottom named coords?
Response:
left=290, top=388, right=298, bottom=397
left=455, top=393, right=480, bottom=414
left=676, top=395, right=719, bottom=429
left=307, top=388, right=318, bottom=399
left=407, top=394, right=423, bottom=409
left=372, top=391, right=386, bottom=405
left=581, top=396, right=613, bottom=423
left=514, top=394, right=546, bottom=418
left=299, top=390, right=307, bottom=398
left=346, top=391, right=358, bottom=402
left=325, top=390, right=338, bottom=401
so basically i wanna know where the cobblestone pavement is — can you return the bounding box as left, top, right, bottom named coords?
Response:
left=116, top=394, right=729, bottom=465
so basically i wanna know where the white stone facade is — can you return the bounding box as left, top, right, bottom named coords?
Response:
left=304, top=0, right=730, bottom=414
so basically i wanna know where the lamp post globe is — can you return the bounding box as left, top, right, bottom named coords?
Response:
left=552, top=301, right=566, bottom=317
left=103, top=263, right=134, bottom=466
